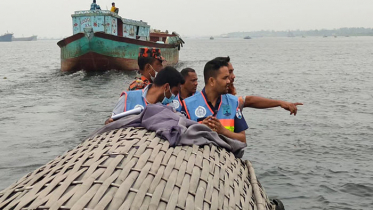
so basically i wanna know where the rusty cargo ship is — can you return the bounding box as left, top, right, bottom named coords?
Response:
left=57, top=10, right=184, bottom=72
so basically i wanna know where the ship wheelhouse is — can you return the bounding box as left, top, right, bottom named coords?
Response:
left=72, top=10, right=150, bottom=41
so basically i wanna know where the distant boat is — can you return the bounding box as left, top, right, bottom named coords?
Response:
left=301, top=35, right=306, bottom=38
left=0, top=33, right=13, bottom=42
left=210, top=36, right=214, bottom=40
left=12, top=35, right=37, bottom=41
left=323, top=35, right=328, bottom=38
left=243, top=36, right=251, bottom=39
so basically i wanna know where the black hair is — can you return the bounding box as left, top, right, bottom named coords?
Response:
left=154, top=66, right=185, bottom=88
left=93, top=0, right=96, bottom=3
left=215, top=56, right=230, bottom=63
left=112, top=2, right=115, bottom=5
left=203, top=58, right=229, bottom=84
left=180, top=68, right=196, bottom=78
left=138, top=57, right=157, bottom=71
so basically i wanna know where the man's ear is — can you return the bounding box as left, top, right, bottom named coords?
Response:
left=144, top=63, right=151, bottom=72
left=208, top=77, right=215, bottom=86
left=163, top=83, right=170, bottom=91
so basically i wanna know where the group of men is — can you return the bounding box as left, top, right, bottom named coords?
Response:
left=90, top=1, right=119, bottom=14
left=106, top=47, right=302, bottom=144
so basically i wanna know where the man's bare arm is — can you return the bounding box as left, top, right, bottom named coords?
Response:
left=243, top=96, right=303, bottom=115
left=221, top=129, right=246, bottom=143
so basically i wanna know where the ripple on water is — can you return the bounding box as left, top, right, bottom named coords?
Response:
left=340, top=183, right=373, bottom=197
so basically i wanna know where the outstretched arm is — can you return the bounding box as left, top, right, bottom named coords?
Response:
left=243, top=96, right=303, bottom=115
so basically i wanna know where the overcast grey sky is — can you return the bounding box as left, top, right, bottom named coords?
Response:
left=1, top=0, right=372, bottom=38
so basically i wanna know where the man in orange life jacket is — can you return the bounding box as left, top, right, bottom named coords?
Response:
left=182, top=58, right=248, bottom=143
left=219, top=56, right=303, bottom=115
left=105, top=67, right=185, bottom=124
left=127, top=48, right=164, bottom=91
left=170, top=68, right=198, bottom=112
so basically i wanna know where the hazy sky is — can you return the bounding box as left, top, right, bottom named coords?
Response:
left=1, top=0, right=372, bottom=38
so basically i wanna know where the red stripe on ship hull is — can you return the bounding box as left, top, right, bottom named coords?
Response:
left=61, top=52, right=138, bottom=72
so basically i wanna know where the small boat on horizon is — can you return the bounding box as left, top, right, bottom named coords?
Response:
left=210, top=36, right=214, bottom=40
left=243, top=35, right=251, bottom=39
left=221, top=34, right=229, bottom=38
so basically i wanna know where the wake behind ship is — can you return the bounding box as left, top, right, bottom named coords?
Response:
left=57, top=10, right=184, bottom=72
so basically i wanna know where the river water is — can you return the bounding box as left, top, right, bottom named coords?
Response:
left=0, top=37, right=372, bottom=210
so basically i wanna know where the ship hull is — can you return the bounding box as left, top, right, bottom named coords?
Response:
left=57, top=32, right=180, bottom=72
left=0, top=33, right=13, bottom=42
left=12, top=35, right=37, bottom=41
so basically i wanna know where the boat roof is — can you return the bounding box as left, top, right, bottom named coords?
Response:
left=72, top=10, right=150, bottom=28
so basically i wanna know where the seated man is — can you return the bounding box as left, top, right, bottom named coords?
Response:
left=90, top=0, right=101, bottom=10
left=219, top=56, right=303, bottom=115
left=105, top=67, right=185, bottom=124
left=111, top=2, right=119, bottom=14
left=170, top=68, right=198, bottom=112
left=128, top=48, right=164, bottom=91
left=182, top=58, right=248, bottom=143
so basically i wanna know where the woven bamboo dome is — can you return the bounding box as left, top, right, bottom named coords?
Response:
left=0, top=127, right=275, bottom=210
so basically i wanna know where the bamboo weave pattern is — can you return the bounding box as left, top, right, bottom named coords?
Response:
left=0, top=127, right=275, bottom=210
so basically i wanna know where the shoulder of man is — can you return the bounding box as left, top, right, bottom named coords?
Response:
left=128, top=78, right=147, bottom=91
left=183, top=91, right=202, bottom=104
left=181, top=92, right=204, bottom=118
left=224, top=93, right=239, bottom=100
left=224, top=94, right=244, bottom=111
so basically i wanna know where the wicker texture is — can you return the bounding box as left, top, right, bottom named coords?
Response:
left=0, top=127, right=275, bottom=210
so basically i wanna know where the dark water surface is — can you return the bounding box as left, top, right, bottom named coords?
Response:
left=1, top=38, right=372, bottom=210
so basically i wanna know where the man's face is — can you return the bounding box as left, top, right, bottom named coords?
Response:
left=213, top=66, right=231, bottom=94
left=171, top=85, right=180, bottom=96
left=149, top=59, right=163, bottom=77
left=182, top=72, right=198, bottom=94
left=152, top=59, right=163, bottom=72
left=164, top=84, right=180, bottom=98
left=228, top=62, right=235, bottom=83
left=227, top=62, right=237, bottom=95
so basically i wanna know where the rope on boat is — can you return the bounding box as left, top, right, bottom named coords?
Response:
left=0, top=127, right=275, bottom=210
